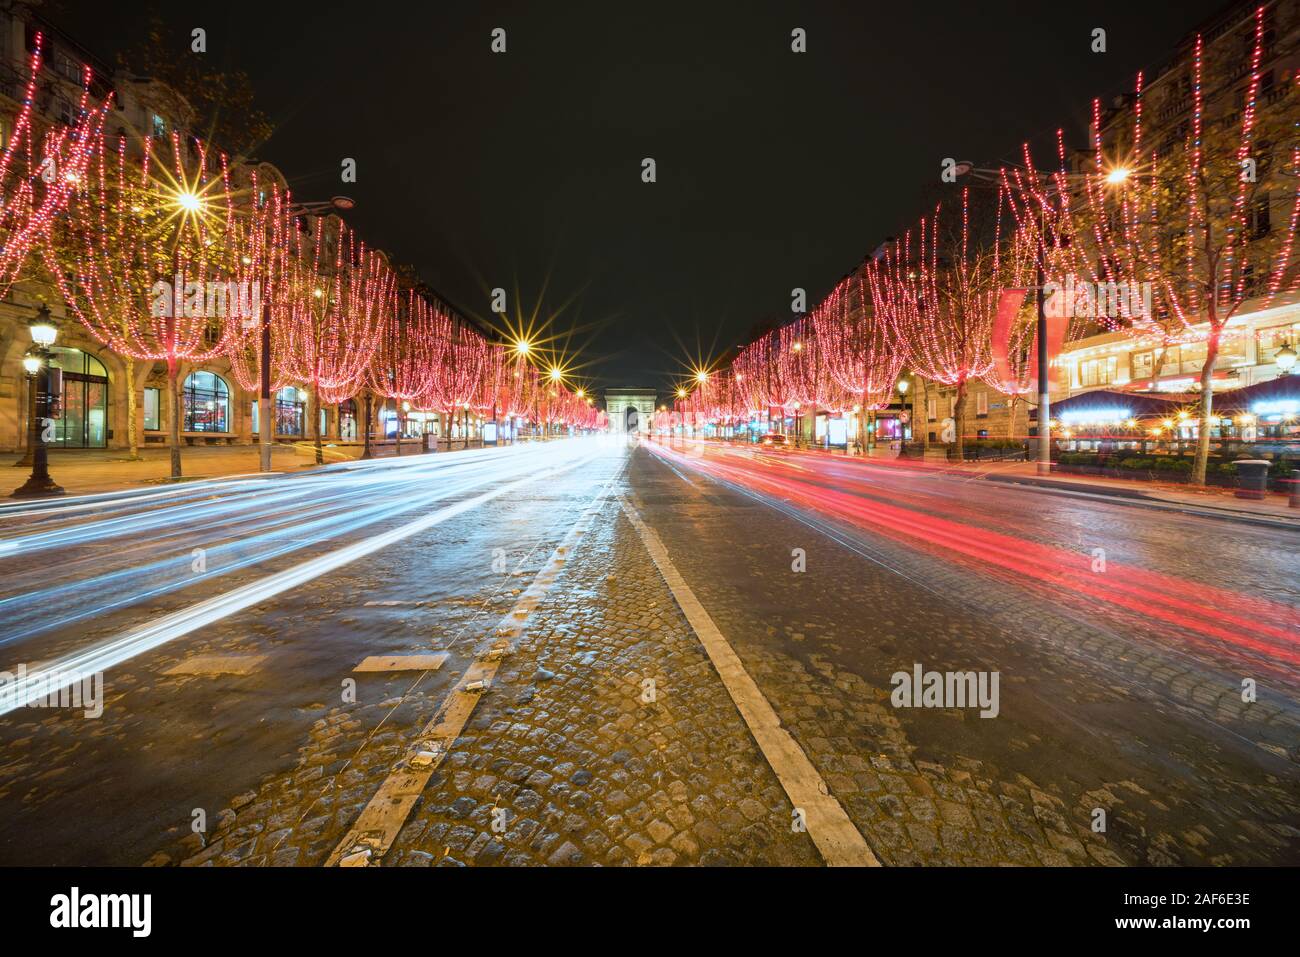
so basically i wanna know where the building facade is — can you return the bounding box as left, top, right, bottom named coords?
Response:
left=0, top=5, right=498, bottom=458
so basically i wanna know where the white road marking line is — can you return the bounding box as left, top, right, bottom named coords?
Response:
left=0, top=455, right=598, bottom=719
left=619, top=494, right=880, bottom=867
left=162, top=654, right=266, bottom=676
left=353, top=654, right=449, bottom=673
left=326, top=477, right=617, bottom=867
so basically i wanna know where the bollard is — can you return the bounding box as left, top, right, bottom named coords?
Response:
left=1232, top=459, right=1271, bottom=501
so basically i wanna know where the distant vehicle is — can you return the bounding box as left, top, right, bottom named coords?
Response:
left=758, top=433, right=789, bottom=448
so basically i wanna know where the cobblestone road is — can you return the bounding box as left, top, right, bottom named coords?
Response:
left=1, top=437, right=1295, bottom=866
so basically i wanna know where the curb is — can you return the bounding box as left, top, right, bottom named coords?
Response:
left=983, top=472, right=1300, bottom=531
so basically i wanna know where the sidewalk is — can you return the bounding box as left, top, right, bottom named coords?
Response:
left=0, top=440, right=483, bottom=496
left=761, top=441, right=1300, bottom=527
left=962, top=459, right=1300, bottom=526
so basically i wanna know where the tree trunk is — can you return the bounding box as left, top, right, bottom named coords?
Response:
left=857, top=393, right=869, bottom=455
left=953, top=379, right=968, bottom=462
left=167, top=360, right=182, bottom=478
left=123, top=361, right=140, bottom=460
left=919, top=379, right=931, bottom=450
left=1008, top=394, right=1021, bottom=441
left=394, top=405, right=402, bottom=457
left=1192, top=330, right=1221, bottom=487
left=310, top=390, right=323, bottom=464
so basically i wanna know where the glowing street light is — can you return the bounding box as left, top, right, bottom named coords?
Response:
left=1105, top=166, right=1132, bottom=186
left=12, top=305, right=64, bottom=498
left=1276, top=342, right=1297, bottom=374
left=695, top=370, right=709, bottom=384
left=514, top=339, right=532, bottom=357
left=174, top=190, right=204, bottom=214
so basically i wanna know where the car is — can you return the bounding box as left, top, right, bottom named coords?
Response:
left=758, top=433, right=789, bottom=448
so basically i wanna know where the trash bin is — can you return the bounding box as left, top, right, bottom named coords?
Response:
left=1232, top=459, right=1271, bottom=500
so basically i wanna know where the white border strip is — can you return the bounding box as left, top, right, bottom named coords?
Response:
left=620, top=495, right=880, bottom=867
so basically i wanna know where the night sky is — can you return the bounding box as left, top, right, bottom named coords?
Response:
left=45, top=0, right=1225, bottom=396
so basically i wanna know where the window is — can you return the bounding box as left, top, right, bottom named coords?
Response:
left=339, top=398, right=358, bottom=440
left=1131, top=351, right=1154, bottom=379
left=182, top=370, right=230, bottom=433
left=1248, top=192, right=1271, bottom=238
left=927, top=398, right=937, bottom=421
left=151, top=114, right=167, bottom=138
left=1078, top=356, right=1117, bottom=387
left=48, top=347, right=109, bottom=448
left=1257, top=325, right=1297, bottom=365
left=975, top=392, right=989, bottom=417
left=276, top=386, right=305, bottom=436
left=1178, top=342, right=1208, bottom=373
left=143, top=387, right=160, bottom=431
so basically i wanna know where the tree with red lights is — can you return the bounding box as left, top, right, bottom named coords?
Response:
left=48, top=131, right=244, bottom=474
left=277, top=217, right=394, bottom=464
left=817, top=268, right=904, bottom=452
left=4, top=34, right=108, bottom=297
left=1062, top=7, right=1300, bottom=484
left=880, top=189, right=1011, bottom=461
left=368, top=288, right=439, bottom=456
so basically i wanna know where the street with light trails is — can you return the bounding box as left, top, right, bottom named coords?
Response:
left=0, top=435, right=1295, bottom=868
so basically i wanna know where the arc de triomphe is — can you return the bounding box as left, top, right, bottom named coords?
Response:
left=603, top=388, right=657, bottom=434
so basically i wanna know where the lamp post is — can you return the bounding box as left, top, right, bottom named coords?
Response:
left=897, top=377, right=910, bottom=454
left=12, top=305, right=65, bottom=498
left=1276, top=342, right=1296, bottom=376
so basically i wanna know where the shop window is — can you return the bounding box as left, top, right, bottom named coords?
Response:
left=1078, top=356, right=1118, bottom=387
left=1257, top=325, right=1297, bottom=365
left=143, top=387, right=160, bottom=431
left=182, top=371, right=230, bottom=432
left=339, top=398, right=358, bottom=440
left=47, top=347, right=109, bottom=448
left=276, top=386, right=305, bottom=436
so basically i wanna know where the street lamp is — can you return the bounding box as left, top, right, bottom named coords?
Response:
left=12, top=305, right=65, bottom=498
left=1276, top=342, right=1297, bottom=375
left=897, top=377, right=911, bottom=453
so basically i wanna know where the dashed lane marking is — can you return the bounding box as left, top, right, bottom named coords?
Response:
left=619, top=493, right=880, bottom=868
left=161, top=654, right=267, bottom=676
left=353, top=654, right=449, bottom=673
left=325, top=477, right=618, bottom=867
